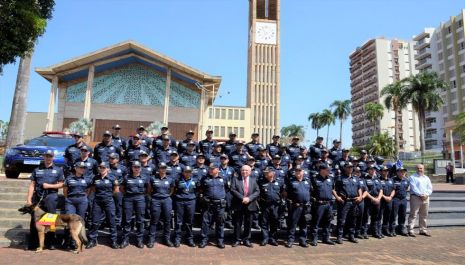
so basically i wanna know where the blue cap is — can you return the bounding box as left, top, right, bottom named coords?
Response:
left=132, top=161, right=142, bottom=167
left=98, top=162, right=109, bottom=168
left=183, top=166, right=193, bottom=172
left=75, top=161, right=86, bottom=168
left=109, top=153, right=119, bottom=159
left=158, top=162, right=167, bottom=168
left=319, top=164, right=330, bottom=170
left=43, top=149, right=55, bottom=157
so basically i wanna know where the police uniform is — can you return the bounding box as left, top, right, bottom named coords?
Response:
left=278, top=151, right=292, bottom=169
left=228, top=147, right=249, bottom=171
left=334, top=170, right=361, bottom=243
left=199, top=138, right=217, bottom=160
left=28, top=160, right=64, bottom=249
left=361, top=173, right=383, bottom=238
left=120, top=164, right=149, bottom=248
left=199, top=169, right=228, bottom=248
left=266, top=142, right=280, bottom=158
left=245, top=141, right=264, bottom=158
left=111, top=134, right=127, bottom=151
left=154, top=145, right=177, bottom=165
left=180, top=150, right=198, bottom=167
left=64, top=170, right=90, bottom=218
left=286, top=143, right=301, bottom=163
left=64, top=142, right=92, bottom=171
left=353, top=176, right=366, bottom=239
left=309, top=143, right=325, bottom=160
left=390, top=173, right=410, bottom=236
left=173, top=168, right=199, bottom=246
left=75, top=156, right=98, bottom=183
left=208, top=152, right=223, bottom=168
left=379, top=173, right=395, bottom=236
left=258, top=174, right=284, bottom=245
left=166, top=159, right=184, bottom=181
left=310, top=172, right=335, bottom=245
left=93, top=141, right=121, bottom=163
left=329, top=146, right=343, bottom=162
left=124, top=145, right=150, bottom=164
left=148, top=169, right=175, bottom=247
left=255, top=155, right=271, bottom=172
left=177, top=138, right=198, bottom=154
left=223, top=139, right=237, bottom=156
left=219, top=162, right=235, bottom=228
left=285, top=168, right=312, bottom=247
left=87, top=167, right=118, bottom=248
left=109, top=158, right=127, bottom=227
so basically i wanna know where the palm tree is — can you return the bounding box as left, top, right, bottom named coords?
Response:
left=308, top=112, right=323, bottom=137
left=381, top=81, right=408, bottom=152
left=400, top=71, right=448, bottom=158
left=281, top=124, right=305, bottom=139
left=364, top=102, right=384, bottom=135
left=6, top=53, right=32, bottom=149
left=319, top=109, right=336, bottom=147
left=330, top=99, right=351, bottom=144
left=367, top=132, right=396, bottom=158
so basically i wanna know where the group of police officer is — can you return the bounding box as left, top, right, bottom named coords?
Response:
left=26, top=124, right=415, bottom=251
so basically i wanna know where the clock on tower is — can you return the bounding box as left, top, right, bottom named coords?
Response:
left=247, top=0, right=280, bottom=144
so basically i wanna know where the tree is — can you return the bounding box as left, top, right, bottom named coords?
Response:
left=367, top=132, right=396, bottom=158
left=330, top=99, right=351, bottom=144
left=0, top=0, right=55, bottom=72
left=0, top=120, right=9, bottom=140
left=454, top=112, right=465, bottom=144
left=281, top=124, right=305, bottom=140
left=308, top=112, right=323, bottom=137
left=4, top=0, right=55, bottom=149
left=381, top=81, right=408, bottom=152
left=364, top=102, right=384, bottom=134
left=319, top=109, right=335, bottom=147
left=400, top=71, right=448, bottom=158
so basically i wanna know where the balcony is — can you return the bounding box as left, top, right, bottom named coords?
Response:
left=414, top=48, right=431, bottom=61
left=414, top=40, right=430, bottom=51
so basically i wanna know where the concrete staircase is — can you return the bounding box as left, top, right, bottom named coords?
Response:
left=0, top=180, right=30, bottom=247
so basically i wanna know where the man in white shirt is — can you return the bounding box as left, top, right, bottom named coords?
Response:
left=407, top=164, right=433, bottom=237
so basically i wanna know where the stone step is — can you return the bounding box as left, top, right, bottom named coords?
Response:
left=0, top=193, right=26, bottom=201
left=406, top=207, right=465, bottom=220
left=426, top=197, right=465, bottom=208
left=427, top=218, right=465, bottom=227
left=0, top=218, right=30, bottom=229
left=0, top=180, right=31, bottom=187
left=0, top=200, right=26, bottom=209
left=0, top=208, right=31, bottom=219
left=0, top=186, right=29, bottom=193
left=429, top=191, right=465, bottom=198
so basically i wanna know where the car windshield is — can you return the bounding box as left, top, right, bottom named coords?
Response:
left=26, top=136, right=75, bottom=148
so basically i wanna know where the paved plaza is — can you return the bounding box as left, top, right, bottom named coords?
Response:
left=0, top=227, right=464, bottom=265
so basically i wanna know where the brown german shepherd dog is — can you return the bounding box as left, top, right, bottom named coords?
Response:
left=18, top=204, right=88, bottom=253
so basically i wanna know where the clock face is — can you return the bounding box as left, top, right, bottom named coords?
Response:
left=255, top=22, right=277, bottom=45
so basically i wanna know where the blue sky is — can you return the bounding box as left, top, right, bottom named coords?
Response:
left=0, top=0, right=464, bottom=146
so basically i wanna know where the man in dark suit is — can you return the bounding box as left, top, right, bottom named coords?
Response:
left=230, top=165, right=260, bottom=247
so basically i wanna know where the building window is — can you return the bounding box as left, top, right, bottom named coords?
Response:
left=240, top=110, right=245, bottom=120
left=451, top=80, right=457, bottom=88
left=208, top=108, right=213, bottom=119
left=460, top=42, right=465, bottom=50
left=462, top=65, right=465, bottom=73
left=239, top=127, right=245, bottom=138
left=234, top=109, right=239, bottom=120
left=448, top=26, right=451, bottom=34
left=227, top=127, right=232, bottom=135
left=214, top=126, right=219, bottom=137
left=228, top=109, right=233, bottom=120
left=234, top=127, right=239, bottom=135
left=220, top=126, right=225, bottom=137
left=221, top=108, right=226, bottom=119
left=215, top=108, right=220, bottom=119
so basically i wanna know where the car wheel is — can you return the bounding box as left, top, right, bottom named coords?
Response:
left=5, top=170, right=20, bottom=179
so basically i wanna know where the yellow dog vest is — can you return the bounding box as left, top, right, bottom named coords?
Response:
left=37, top=213, right=59, bottom=232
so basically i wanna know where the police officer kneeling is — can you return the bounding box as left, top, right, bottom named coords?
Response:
left=285, top=165, right=312, bottom=248
left=198, top=164, right=228, bottom=248
left=309, top=164, right=336, bottom=246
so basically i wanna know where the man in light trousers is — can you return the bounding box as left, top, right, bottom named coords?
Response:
left=407, top=164, right=433, bottom=237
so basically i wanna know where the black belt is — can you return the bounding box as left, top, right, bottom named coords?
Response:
left=152, top=196, right=171, bottom=200
left=291, top=201, right=310, bottom=207
left=345, top=198, right=357, bottom=201
left=68, top=194, right=86, bottom=198
left=315, top=200, right=332, bottom=204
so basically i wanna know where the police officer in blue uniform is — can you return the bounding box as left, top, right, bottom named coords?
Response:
left=277, top=144, right=292, bottom=169
left=309, top=136, right=325, bottom=160
left=258, top=169, right=284, bottom=246
left=193, top=154, right=209, bottom=180
left=390, top=166, right=410, bottom=236
left=309, top=164, right=336, bottom=246
left=246, top=133, right=264, bottom=157
left=199, top=129, right=217, bottom=160
left=358, top=150, right=369, bottom=172
left=109, top=153, right=127, bottom=228
left=86, top=162, right=119, bottom=249
left=218, top=154, right=235, bottom=229
left=254, top=147, right=270, bottom=171
left=138, top=150, right=156, bottom=227
left=26, top=150, right=64, bottom=250
left=75, top=146, right=98, bottom=182
left=64, top=133, right=92, bottom=174
left=173, top=166, right=198, bottom=247
left=329, top=140, right=342, bottom=161
left=199, top=165, right=228, bottom=249
left=180, top=141, right=199, bottom=167
left=378, top=165, right=395, bottom=237
left=147, top=163, right=175, bottom=248
left=333, top=162, right=362, bottom=244
left=124, top=134, right=150, bottom=165
left=285, top=166, right=311, bottom=248
left=229, top=141, right=249, bottom=171
left=64, top=162, right=90, bottom=217
left=266, top=135, right=281, bottom=158
left=361, top=165, right=383, bottom=238
left=208, top=144, right=224, bottom=168
left=93, top=130, right=121, bottom=163
left=111, top=124, right=127, bottom=151
left=269, top=155, right=287, bottom=182
left=287, top=136, right=302, bottom=163
left=177, top=130, right=197, bottom=154
left=223, top=132, right=237, bottom=156
left=154, top=135, right=177, bottom=164
left=153, top=126, right=177, bottom=150
left=167, top=152, right=184, bottom=181
left=120, top=161, right=149, bottom=249
left=135, top=125, right=153, bottom=149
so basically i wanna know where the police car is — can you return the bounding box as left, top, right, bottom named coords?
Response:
left=3, top=132, right=75, bottom=178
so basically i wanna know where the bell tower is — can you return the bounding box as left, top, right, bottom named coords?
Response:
left=247, top=0, right=280, bottom=144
